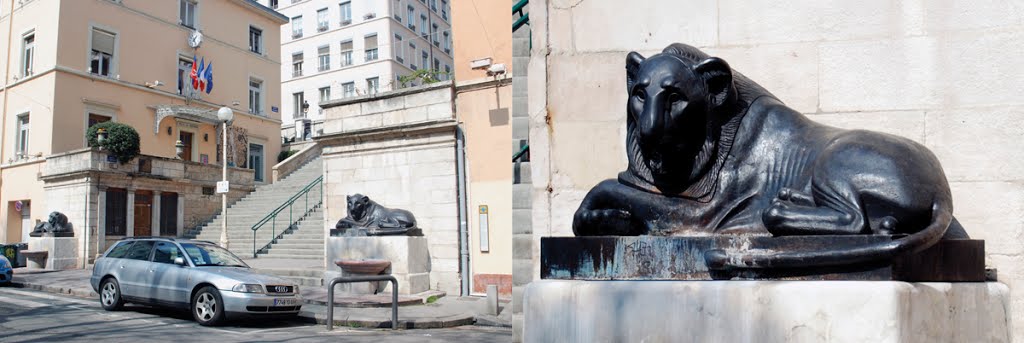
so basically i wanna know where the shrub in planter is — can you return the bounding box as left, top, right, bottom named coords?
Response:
left=86, top=122, right=141, bottom=164
left=278, top=150, right=299, bottom=163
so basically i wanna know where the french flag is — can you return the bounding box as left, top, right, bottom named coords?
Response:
left=197, top=57, right=207, bottom=91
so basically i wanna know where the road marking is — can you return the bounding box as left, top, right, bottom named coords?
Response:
left=0, top=293, right=49, bottom=308
left=0, top=288, right=97, bottom=306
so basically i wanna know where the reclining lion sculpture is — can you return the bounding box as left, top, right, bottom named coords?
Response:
left=572, top=43, right=965, bottom=270
left=334, top=194, right=421, bottom=236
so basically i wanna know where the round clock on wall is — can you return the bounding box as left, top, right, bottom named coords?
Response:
left=188, top=30, right=203, bottom=48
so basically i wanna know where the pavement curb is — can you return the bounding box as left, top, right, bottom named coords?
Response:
left=299, top=309, right=476, bottom=329
left=10, top=280, right=99, bottom=299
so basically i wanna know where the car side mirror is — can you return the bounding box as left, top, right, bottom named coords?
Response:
left=173, top=257, right=186, bottom=266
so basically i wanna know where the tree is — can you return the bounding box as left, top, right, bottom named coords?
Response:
left=86, top=122, right=141, bottom=164
left=398, top=69, right=450, bottom=88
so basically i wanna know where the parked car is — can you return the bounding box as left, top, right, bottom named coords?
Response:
left=0, top=255, right=12, bottom=285
left=90, top=237, right=301, bottom=326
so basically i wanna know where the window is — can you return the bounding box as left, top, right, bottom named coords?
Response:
left=180, top=0, right=197, bottom=28
left=21, top=33, right=34, bottom=77
left=269, top=0, right=278, bottom=9
left=159, top=193, right=178, bottom=236
left=293, top=92, right=305, bottom=118
left=342, top=82, right=355, bottom=97
left=339, top=2, right=352, bottom=25
left=90, top=28, right=115, bottom=76
left=420, top=15, right=427, bottom=36
left=394, top=0, right=402, bottom=21
left=430, top=0, right=436, bottom=12
left=340, top=40, right=353, bottom=66
left=366, top=77, right=379, bottom=95
left=88, top=113, right=111, bottom=129
left=124, top=240, right=155, bottom=261
left=106, top=241, right=133, bottom=258
left=409, top=42, right=417, bottom=69
left=152, top=242, right=184, bottom=264
left=441, top=0, right=448, bottom=20
left=292, top=52, right=303, bottom=77
left=319, top=86, right=330, bottom=103
left=249, top=26, right=263, bottom=54
left=432, top=24, right=439, bottom=46
left=317, top=8, right=329, bottom=32
left=317, top=45, right=330, bottom=71
left=364, top=34, right=378, bottom=62
left=421, top=51, right=428, bottom=71
left=105, top=188, right=127, bottom=236
left=177, top=57, right=193, bottom=94
left=444, top=65, right=451, bottom=80
left=433, top=58, right=440, bottom=71
left=394, top=34, right=404, bottom=63
left=443, top=31, right=450, bottom=54
left=15, top=113, right=29, bottom=158
left=249, top=78, right=263, bottom=115
left=406, top=6, right=415, bottom=30
left=291, top=16, right=303, bottom=38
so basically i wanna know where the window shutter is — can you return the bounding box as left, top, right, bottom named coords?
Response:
left=340, top=40, right=353, bottom=51
left=92, top=29, right=115, bottom=54
left=364, top=34, right=378, bottom=50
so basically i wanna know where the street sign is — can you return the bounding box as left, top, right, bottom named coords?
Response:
left=216, top=181, right=229, bottom=194
left=478, top=205, right=489, bottom=252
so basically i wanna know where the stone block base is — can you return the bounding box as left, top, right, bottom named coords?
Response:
left=27, top=236, right=78, bottom=270
left=325, top=236, right=430, bottom=295
left=523, top=280, right=1010, bottom=343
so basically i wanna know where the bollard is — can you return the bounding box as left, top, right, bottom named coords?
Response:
left=327, top=275, right=399, bottom=330
left=486, top=284, right=499, bottom=315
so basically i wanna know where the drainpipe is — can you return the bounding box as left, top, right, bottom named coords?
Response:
left=455, top=126, right=470, bottom=296
left=82, top=176, right=90, bottom=269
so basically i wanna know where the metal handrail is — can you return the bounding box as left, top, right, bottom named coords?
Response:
left=250, top=175, right=324, bottom=258
left=513, top=0, right=529, bottom=31
left=327, top=275, right=398, bottom=330
left=513, top=144, right=529, bottom=162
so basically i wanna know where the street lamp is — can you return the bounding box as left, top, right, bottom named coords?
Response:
left=217, top=106, right=234, bottom=249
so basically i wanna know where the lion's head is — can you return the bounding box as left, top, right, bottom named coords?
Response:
left=622, top=43, right=743, bottom=197
left=346, top=194, right=371, bottom=221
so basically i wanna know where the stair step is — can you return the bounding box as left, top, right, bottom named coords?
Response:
left=264, top=249, right=324, bottom=255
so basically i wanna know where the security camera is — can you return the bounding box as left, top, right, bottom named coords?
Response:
left=487, top=63, right=506, bottom=76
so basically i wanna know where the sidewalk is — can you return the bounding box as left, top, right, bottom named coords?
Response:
left=8, top=268, right=511, bottom=329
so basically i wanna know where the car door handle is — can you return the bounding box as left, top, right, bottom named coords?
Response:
left=149, top=270, right=154, bottom=273
left=120, top=265, right=125, bottom=269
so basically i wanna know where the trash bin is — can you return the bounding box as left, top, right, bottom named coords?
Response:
left=1, top=243, right=26, bottom=268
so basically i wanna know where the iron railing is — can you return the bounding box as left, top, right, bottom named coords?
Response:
left=251, top=175, right=323, bottom=258
left=513, top=143, right=529, bottom=162
left=513, top=0, right=529, bottom=31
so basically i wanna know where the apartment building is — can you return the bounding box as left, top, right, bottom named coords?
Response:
left=260, top=0, right=454, bottom=140
left=0, top=0, right=287, bottom=263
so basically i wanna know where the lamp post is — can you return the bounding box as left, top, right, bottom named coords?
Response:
left=217, top=106, right=234, bottom=249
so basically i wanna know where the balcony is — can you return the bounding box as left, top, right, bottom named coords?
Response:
left=293, top=69, right=304, bottom=77
left=317, top=23, right=329, bottom=32
left=292, top=31, right=303, bottom=39
left=341, top=19, right=352, bottom=26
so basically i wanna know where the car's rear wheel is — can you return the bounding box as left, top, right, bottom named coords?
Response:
left=192, top=286, right=226, bottom=326
left=99, top=278, right=124, bottom=311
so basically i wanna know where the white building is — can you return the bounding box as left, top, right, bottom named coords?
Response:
left=259, top=0, right=454, bottom=140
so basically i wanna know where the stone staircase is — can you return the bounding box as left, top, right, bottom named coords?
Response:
left=185, top=156, right=325, bottom=261
left=511, top=7, right=532, bottom=342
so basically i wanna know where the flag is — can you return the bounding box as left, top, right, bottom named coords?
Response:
left=197, top=57, right=206, bottom=91
left=204, top=61, right=213, bottom=94
left=189, top=55, right=199, bottom=90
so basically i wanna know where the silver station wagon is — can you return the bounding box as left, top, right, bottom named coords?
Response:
left=90, top=237, right=301, bottom=326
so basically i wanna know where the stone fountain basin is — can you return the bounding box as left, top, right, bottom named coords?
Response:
left=335, top=259, right=392, bottom=275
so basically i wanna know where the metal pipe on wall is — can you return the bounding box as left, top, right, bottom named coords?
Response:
left=456, top=127, right=470, bottom=296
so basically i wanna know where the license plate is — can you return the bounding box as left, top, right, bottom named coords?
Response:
left=273, top=298, right=297, bottom=306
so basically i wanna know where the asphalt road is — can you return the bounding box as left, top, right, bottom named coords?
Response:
left=0, top=287, right=511, bottom=342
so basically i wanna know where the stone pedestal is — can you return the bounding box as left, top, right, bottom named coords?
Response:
left=325, top=236, right=430, bottom=295
left=523, top=280, right=1010, bottom=343
left=26, top=236, right=79, bottom=270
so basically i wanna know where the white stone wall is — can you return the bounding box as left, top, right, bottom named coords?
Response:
left=529, top=0, right=1024, bottom=338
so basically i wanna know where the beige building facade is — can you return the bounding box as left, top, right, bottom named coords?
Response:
left=0, top=0, right=287, bottom=264
left=527, top=0, right=1024, bottom=339
left=451, top=0, right=513, bottom=296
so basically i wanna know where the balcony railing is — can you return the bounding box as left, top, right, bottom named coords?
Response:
left=292, top=69, right=303, bottom=77
left=292, top=31, right=303, bottom=39
left=317, top=23, right=328, bottom=32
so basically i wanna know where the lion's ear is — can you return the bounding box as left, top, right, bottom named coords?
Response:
left=626, top=52, right=645, bottom=92
left=693, top=57, right=733, bottom=108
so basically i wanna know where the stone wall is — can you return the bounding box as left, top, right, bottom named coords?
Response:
left=320, top=84, right=461, bottom=295
left=528, top=0, right=1024, bottom=338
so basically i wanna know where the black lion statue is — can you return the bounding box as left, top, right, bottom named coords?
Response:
left=573, top=43, right=966, bottom=270
left=29, top=211, right=74, bottom=237
left=333, top=194, right=421, bottom=236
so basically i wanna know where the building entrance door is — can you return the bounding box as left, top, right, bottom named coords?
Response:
left=133, top=191, right=152, bottom=236
left=248, top=143, right=264, bottom=182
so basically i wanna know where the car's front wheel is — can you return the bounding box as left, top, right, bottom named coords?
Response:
left=192, top=286, right=226, bottom=326
left=99, top=278, right=125, bottom=311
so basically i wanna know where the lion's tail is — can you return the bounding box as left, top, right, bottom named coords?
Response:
left=705, top=198, right=953, bottom=270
